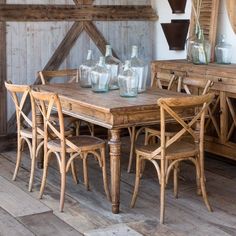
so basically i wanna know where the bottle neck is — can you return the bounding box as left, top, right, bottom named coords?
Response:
left=105, top=46, right=112, bottom=57
left=87, top=50, right=92, bottom=60
left=131, top=46, right=138, bottom=58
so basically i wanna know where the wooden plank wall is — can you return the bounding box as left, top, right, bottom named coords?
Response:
left=6, top=0, right=154, bottom=120
left=0, top=0, right=7, bottom=136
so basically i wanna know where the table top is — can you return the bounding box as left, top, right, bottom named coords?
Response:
left=37, top=83, right=191, bottom=129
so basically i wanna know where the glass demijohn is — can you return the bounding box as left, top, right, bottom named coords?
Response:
left=130, top=45, right=148, bottom=93
left=79, top=50, right=96, bottom=88
left=90, top=56, right=110, bottom=93
left=191, top=30, right=211, bottom=65
left=118, top=60, right=138, bottom=97
left=105, top=45, right=122, bottom=90
left=215, top=35, right=232, bottom=64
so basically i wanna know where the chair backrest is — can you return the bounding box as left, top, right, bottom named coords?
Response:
left=38, top=69, right=79, bottom=85
left=5, top=81, right=32, bottom=133
left=151, top=72, right=178, bottom=91
left=152, top=93, right=214, bottom=158
left=178, top=76, right=214, bottom=95
left=30, top=90, right=80, bottom=154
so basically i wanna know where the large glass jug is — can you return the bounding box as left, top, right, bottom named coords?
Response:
left=90, top=56, right=110, bottom=93
left=215, top=35, right=232, bottom=64
left=79, top=50, right=96, bottom=88
left=105, top=45, right=122, bottom=90
left=130, top=45, right=148, bottom=93
left=118, top=60, right=138, bottom=97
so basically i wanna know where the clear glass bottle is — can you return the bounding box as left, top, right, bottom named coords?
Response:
left=191, top=30, right=211, bottom=65
left=79, top=50, right=96, bottom=88
left=105, top=45, right=122, bottom=90
left=130, top=45, right=148, bottom=93
left=90, top=56, right=110, bottom=93
left=215, top=35, right=232, bottom=64
left=118, top=60, right=138, bottom=97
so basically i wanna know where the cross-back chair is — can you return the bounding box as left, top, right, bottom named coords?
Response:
left=30, top=90, right=111, bottom=212
left=131, top=93, right=214, bottom=224
left=38, top=69, right=94, bottom=136
left=144, top=78, right=214, bottom=145
left=5, top=81, right=44, bottom=192
left=127, top=72, right=178, bottom=173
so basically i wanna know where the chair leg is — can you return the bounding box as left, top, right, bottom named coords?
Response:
left=71, top=158, right=78, bottom=184
left=59, top=168, right=66, bottom=212
left=195, top=158, right=201, bottom=196
left=130, top=155, right=142, bottom=208
left=28, top=149, right=36, bottom=192
left=101, top=147, right=111, bottom=201
left=39, top=152, right=50, bottom=199
left=127, top=126, right=136, bottom=173
left=173, top=162, right=179, bottom=199
left=200, top=175, right=212, bottom=212
left=13, top=137, right=23, bottom=181
left=160, top=160, right=166, bottom=224
left=83, top=153, right=89, bottom=191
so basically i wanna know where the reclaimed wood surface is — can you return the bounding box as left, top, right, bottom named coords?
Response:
left=0, top=207, right=34, bottom=236
left=0, top=176, right=51, bottom=217
left=0, top=0, right=6, bottom=135
left=1, top=140, right=236, bottom=235
left=19, top=212, right=83, bottom=236
left=0, top=4, right=157, bottom=21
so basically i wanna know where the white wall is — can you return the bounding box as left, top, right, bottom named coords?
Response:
left=151, top=0, right=236, bottom=63
left=217, top=0, right=236, bottom=63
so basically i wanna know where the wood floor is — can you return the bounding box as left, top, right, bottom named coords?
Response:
left=0, top=136, right=236, bottom=236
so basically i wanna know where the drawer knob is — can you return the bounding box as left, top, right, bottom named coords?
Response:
left=218, top=78, right=222, bottom=82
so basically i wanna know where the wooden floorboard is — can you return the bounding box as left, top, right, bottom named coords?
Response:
left=0, top=175, right=51, bottom=217
left=19, top=211, right=83, bottom=236
left=1, top=136, right=236, bottom=235
left=0, top=207, right=34, bottom=236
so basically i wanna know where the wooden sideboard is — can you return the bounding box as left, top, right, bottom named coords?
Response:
left=151, top=60, right=236, bottom=161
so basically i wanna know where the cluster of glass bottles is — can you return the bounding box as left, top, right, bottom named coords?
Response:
left=79, top=45, right=148, bottom=97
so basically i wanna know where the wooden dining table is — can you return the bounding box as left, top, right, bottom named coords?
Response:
left=36, top=82, right=191, bottom=214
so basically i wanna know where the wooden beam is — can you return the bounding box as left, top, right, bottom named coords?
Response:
left=0, top=0, right=7, bottom=135
left=7, top=22, right=84, bottom=132
left=0, top=4, right=158, bottom=21
left=74, top=0, right=94, bottom=5
left=84, top=21, right=119, bottom=59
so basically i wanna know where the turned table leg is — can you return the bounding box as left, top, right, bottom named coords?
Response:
left=109, top=129, right=121, bottom=214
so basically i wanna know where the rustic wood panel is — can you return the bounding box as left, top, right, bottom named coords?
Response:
left=5, top=0, right=155, bottom=130
left=19, top=212, right=83, bottom=236
left=0, top=4, right=157, bottom=21
left=0, top=176, right=51, bottom=217
left=0, top=207, right=34, bottom=236
left=2, top=141, right=236, bottom=235
left=0, top=0, right=7, bottom=135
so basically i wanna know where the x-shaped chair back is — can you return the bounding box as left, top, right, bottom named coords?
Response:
left=178, top=77, right=214, bottom=95
left=5, top=81, right=32, bottom=134
left=151, top=93, right=215, bottom=158
left=30, top=90, right=81, bottom=155
left=38, top=69, right=79, bottom=85
left=151, top=72, right=178, bottom=91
